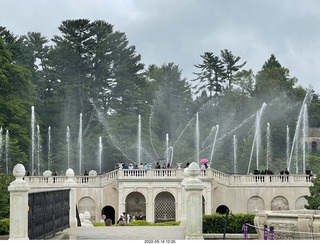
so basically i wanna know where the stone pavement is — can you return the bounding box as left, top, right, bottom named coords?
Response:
left=51, top=226, right=185, bottom=240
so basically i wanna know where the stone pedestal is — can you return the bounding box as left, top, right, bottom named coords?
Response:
left=184, top=162, right=204, bottom=240
left=8, top=164, right=30, bottom=240
left=64, top=168, right=77, bottom=227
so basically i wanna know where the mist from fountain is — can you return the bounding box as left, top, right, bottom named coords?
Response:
left=66, top=126, right=70, bottom=169
left=195, top=112, right=200, bottom=164
left=288, top=92, right=311, bottom=173
left=37, top=124, right=40, bottom=175
left=98, top=136, right=102, bottom=174
left=48, top=126, right=51, bottom=170
left=78, top=113, right=83, bottom=175
left=286, top=125, right=290, bottom=167
left=137, top=114, right=141, bottom=165
left=233, top=135, right=237, bottom=174
left=247, top=103, right=267, bottom=174
left=209, top=125, right=219, bottom=167
left=266, top=122, right=271, bottom=170
left=31, top=106, right=35, bottom=175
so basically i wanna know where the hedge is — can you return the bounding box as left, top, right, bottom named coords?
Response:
left=203, top=213, right=256, bottom=234
left=0, top=218, right=9, bottom=235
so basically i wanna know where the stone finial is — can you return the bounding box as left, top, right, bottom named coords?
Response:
left=13, top=164, right=26, bottom=179
left=82, top=211, right=94, bottom=227
left=66, top=168, right=75, bottom=177
left=187, top=162, right=200, bottom=177
left=89, top=170, right=97, bottom=176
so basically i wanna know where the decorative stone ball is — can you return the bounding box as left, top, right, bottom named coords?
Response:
left=89, top=170, right=97, bottom=176
left=79, top=213, right=85, bottom=222
left=183, top=167, right=189, bottom=177
left=65, top=168, right=75, bottom=177
left=84, top=211, right=91, bottom=221
left=13, top=164, right=26, bottom=178
left=187, top=162, right=200, bottom=177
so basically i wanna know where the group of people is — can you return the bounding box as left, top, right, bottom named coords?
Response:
left=118, top=162, right=149, bottom=170
left=100, top=212, right=143, bottom=226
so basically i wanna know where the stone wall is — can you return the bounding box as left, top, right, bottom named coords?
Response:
left=254, top=210, right=320, bottom=240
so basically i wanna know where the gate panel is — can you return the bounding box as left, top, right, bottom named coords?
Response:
left=28, top=189, right=70, bottom=239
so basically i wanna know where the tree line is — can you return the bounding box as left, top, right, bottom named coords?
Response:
left=1, top=18, right=320, bottom=175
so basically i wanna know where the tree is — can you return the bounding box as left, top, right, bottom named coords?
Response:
left=305, top=173, right=320, bottom=209
left=193, top=52, right=226, bottom=98
left=254, top=54, right=297, bottom=101
left=220, top=49, right=246, bottom=91
left=0, top=37, right=36, bottom=170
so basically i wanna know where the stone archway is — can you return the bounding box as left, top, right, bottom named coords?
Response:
left=216, top=205, right=229, bottom=214
left=295, top=196, right=308, bottom=210
left=78, top=196, right=96, bottom=221
left=247, top=196, right=265, bottom=213
left=125, top=192, right=146, bottom=220
left=101, top=205, right=115, bottom=224
left=154, top=191, right=176, bottom=223
left=271, top=196, right=289, bottom=210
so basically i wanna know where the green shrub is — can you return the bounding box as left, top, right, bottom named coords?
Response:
left=127, top=220, right=151, bottom=226
left=152, top=221, right=181, bottom=226
left=92, top=222, right=106, bottom=227
left=0, top=218, right=9, bottom=235
left=203, top=213, right=256, bottom=234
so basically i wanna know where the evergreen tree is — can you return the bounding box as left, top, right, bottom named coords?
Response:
left=0, top=37, right=36, bottom=171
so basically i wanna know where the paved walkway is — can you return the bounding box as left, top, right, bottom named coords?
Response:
left=51, top=226, right=185, bottom=240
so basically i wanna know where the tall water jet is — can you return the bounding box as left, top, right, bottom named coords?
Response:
left=209, top=125, right=219, bottom=167
left=195, top=112, right=200, bottom=164
left=266, top=122, right=271, bottom=170
left=31, top=106, right=35, bottom=175
left=78, top=113, right=83, bottom=175
left=286, top=125, right=290, bottom=167
left=247, top=103, right=267, bottom=174
left=302, top=104, right=308, bottom=172
left=37, top=124, right=41, bottom=175
left=166, top=133, right=169, bottom=163
left=137, top=114, right=141, bottom=165
left=98, top=136, right=102, bottom=174
left=288, top=93, right=311, bottom=173
left=233, top=135, right=237, bottom=174
left=66, top=126, right=70, bottom=169
left=48, top=126, right=51, bottom=170
left=5, top=130, right=9, bottom=174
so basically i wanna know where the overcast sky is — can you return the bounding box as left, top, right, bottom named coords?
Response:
left=1, top=0, right=320, bottom=93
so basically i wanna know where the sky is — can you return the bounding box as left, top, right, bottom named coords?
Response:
left=1, top=0, right=320, bottom=93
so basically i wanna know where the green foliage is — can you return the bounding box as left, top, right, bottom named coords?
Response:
left=127, top=220, right=152, bottom=226
left=151, top=221, right=181, bottom=226
left=0, top=174, right=14, bottom=219
left=203, top=213, right=256, bottom=234
left=92, top=222, right=107, bottom=227
left=305, top=173, right=320, bottom=209
left=0, top=218, right=9, bottom=235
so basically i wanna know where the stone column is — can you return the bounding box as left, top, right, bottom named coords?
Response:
left=146, top=187, right=153, bottom=222
left=184, top=162, right=204, bottom=240
left=8, top=164, right=30, bottom=240
left=64, top=168, right=77, bottom=228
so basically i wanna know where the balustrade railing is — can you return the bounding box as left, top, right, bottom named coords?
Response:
left=24, top=168, right=314, bottom=188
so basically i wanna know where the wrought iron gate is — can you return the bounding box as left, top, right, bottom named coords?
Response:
left=28, top=189, right=70, bottom=239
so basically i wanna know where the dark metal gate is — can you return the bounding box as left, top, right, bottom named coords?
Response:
left=28, top=189, right=70, bottom=240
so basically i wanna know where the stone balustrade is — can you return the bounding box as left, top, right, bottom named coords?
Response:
left=23, top=168, right=313, bottom=189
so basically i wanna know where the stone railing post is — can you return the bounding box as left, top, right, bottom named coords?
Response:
left=64, top=168, right=77, bottom=228
left=8, top=164, right=30, bottom=240
left=184, top=162, right=204, bottom=240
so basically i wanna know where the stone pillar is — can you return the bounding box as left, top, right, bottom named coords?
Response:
left=146, top=187, right=153, bottom=222
left=8, top=164, right=30, bottom=240
left=64, top=168, right=77, bottom=228
left=180, top=167, right=189, bottom=227
left=184, top=162, right=204, bottom=240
